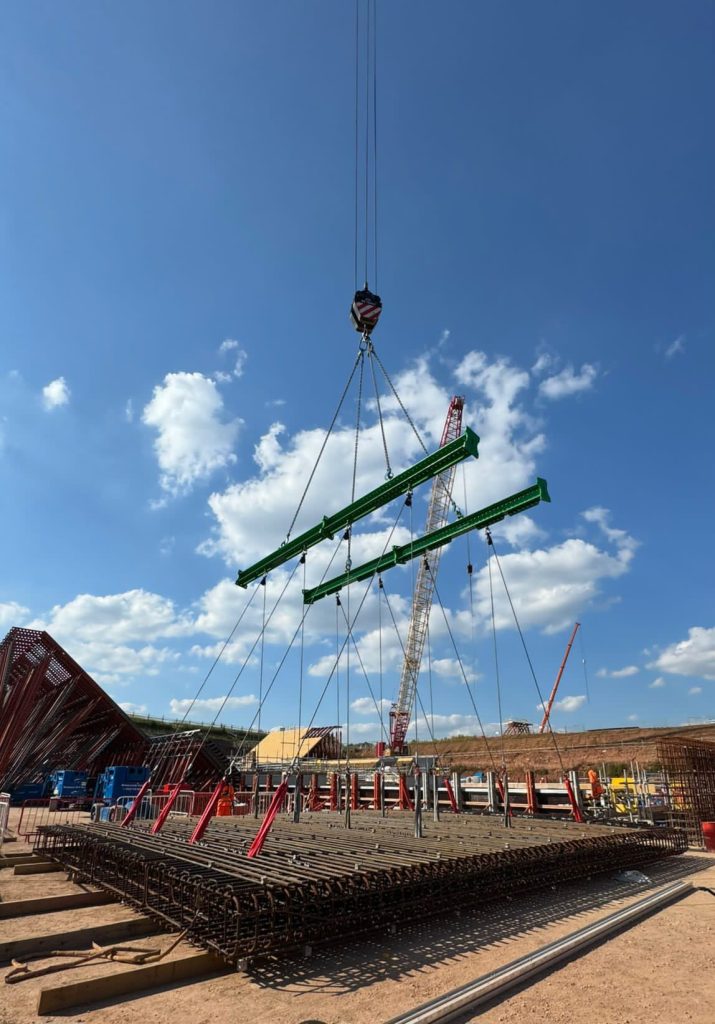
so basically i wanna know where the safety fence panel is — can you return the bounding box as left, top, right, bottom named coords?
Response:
left=17, top=797, right=94, bottom=840
left=0, top=792, right=11, bottom=850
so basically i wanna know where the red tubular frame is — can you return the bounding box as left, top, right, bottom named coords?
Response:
left=246, top=780, right=289, bottom=858
left=563, top=775, right=584, bottom=823
left=121, top=777, right=152, bottom=827
left=188, top=779, right=225, bottom=844
left=444, top=777, right=459, bottom=813
left=150, top=777, right=186, bottom=834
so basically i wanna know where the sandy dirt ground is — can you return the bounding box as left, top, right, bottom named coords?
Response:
left=1, top=809, right=713, bottom=1024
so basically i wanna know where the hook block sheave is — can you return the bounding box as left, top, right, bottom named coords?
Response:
left=303, top=478, right=551, bottom=604
left=235, top=427, right=480, bottom=589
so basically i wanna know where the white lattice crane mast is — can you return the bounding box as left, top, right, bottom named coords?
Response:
left=389, top=396, right=465, bottom=755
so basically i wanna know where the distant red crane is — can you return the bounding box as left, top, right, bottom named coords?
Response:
left=539, top=622, right=581, bottom=733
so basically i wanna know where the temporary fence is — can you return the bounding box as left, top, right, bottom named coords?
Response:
left=0, top=792, right=11, bottom=850
left=112, top=789, right=252, bottom=822
left=17, top=797, right=94, bottom=840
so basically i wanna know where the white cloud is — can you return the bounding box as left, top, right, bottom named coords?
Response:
left=159, top=536, right=175, bottom=557
left=648, top=627, right=715, bottom=681
left=35, top=589, right=190, bottom=644
left=628, top=713, right=639, bottom=721
left=491, top=514, right=545, bottom=550
left=665, top=335, right=685, bottom=359
left=119, top=702, right=148, bottom=715
left=142, top=372, right=242, bottom=497
left=27, top=589, right=192, bottom=685
left=532, top=353, right=554, bottom=375
left=42, top=377, right=71, bottom=410
left=218, top=339, right=247, bottom=379
left=539, top=364, right=598, bottom=400
left=266, top=398, right=286, bottom=408
left=688, top=686, right=703, bottom=696
left=351, top=696, right=392, bottom=715
left=596, top=665, right=639, bottom=679
left=649, top=677, right=666, bottom=689
left=202, top=353, right=549, bottom=571
left=169, top=695, right=258, bottom=717
left=471, top=512, right=637, bottom=635
left=538, top=694, right=586, bottom=713
left=0, top=600, right=30, bottom=629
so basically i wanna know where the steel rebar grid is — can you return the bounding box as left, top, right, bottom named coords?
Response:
left=35, top=813, right=687, bottom=966
left=657, top=738, right=715, bottom=845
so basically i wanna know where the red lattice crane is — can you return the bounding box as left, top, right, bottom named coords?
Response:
left=389, top=396, right=464, bottom=755
left=539, top=622, right=580, bottom=733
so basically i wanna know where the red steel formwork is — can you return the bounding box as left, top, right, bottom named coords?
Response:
left=0, top=628, right=227, bottom=793
left=0, top=628, right=146, bottom=792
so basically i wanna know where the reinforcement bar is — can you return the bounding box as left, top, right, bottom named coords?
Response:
left=303, top=477, right=551, bottom=604
left=34, top=813, right=685, bottom=966
left=236, top=428, right=480, bottom=588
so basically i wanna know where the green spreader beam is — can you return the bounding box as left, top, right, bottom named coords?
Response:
left=235, top=427, right=480, bottom=589
left=302, top=478, right=551, bottom=604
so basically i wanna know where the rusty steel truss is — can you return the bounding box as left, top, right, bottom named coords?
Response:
left=36, top=813, right=686, bottom=965
left=657, top=737, right=715, bottom=845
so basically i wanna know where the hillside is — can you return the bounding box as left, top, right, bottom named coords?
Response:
left=412, top=722, right=715, bottom=774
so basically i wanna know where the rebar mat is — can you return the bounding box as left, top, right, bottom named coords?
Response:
left=35, top=814, right=686, bottom=965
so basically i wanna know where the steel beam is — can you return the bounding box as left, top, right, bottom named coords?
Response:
left=303, top=477, right=551, bottom=604
left=236, top=427, right=480, bottom=588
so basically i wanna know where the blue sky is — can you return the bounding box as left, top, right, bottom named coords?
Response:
left=1, top=1, right=713, bottom=741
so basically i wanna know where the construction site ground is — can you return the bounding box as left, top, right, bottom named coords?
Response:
left=2, top=809, right=713, bottom=1024
left=417, top=721, right=715, bottom=773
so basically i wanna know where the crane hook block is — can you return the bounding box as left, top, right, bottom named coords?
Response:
left=350, top=285, right=382, bottom=335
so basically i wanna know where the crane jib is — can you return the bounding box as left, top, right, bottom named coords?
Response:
left=235, top=427, right=480, bottom=589
left=302, top=478, right=551, bottom=605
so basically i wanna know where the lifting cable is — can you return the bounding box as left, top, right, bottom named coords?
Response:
left=337, top=601, right=389, bottom=743
left=285, top=348, right=365, bottom=543
left=485, top=528, right=567, bottom=778
left=293, top=493, right=409, bottom=754
left=379, top=578, right=444, bottom=757
left=353, top=0, right=379, bottom=291
left=228, top=530, right=349, bottom=770
left=423, top=561, right=500, bottom=775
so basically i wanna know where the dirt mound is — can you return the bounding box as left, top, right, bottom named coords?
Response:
left=414, top=722, right=715, bottom=774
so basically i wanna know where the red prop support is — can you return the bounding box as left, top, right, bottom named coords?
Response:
left=525, top=771, right=538, bottom=815
left=246, top=780, right=289, bottom=858
left=398, top=774, right=414, bottom=811
left=563, top=775, right=584, bottom=823
left=150, top=777, right=186, bottom=834
left=188, top=779, right=224, bottom=844
left=121, top=777, right=152, bottom=827
left=444, top=777, right=459, bottom=813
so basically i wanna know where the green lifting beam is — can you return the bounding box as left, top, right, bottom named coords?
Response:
left=235, top=427, right=480, bottom=589
left=303, top=477, right=551, bottom=604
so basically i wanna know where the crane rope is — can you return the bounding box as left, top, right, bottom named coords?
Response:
left=285, top=348, right=364, bottom=543
left=257, top=578, right=267, bottom=741
left=487, top=549, right=507, bottom=771
left=354, top=0, right=379, bottom=290
left=485, top=528, right=566, bottom=777
left=337, top=600, right=390, bottom=744
left=423, top=561, right=499, bottom=774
